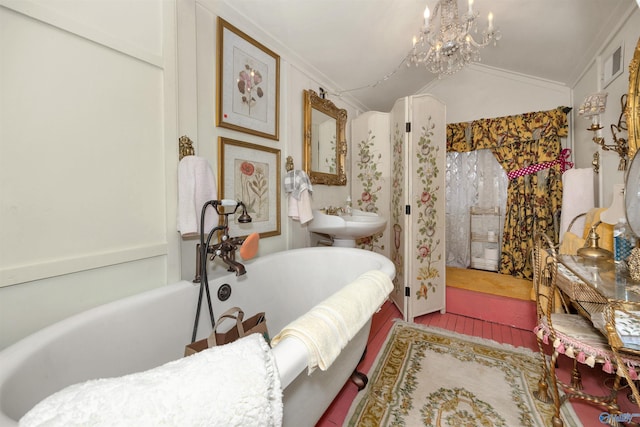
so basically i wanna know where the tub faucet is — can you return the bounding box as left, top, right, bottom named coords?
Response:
left=197, top=200, right=252, bottom=278
left=208, top=234, right=249, bottom=276
left=192, top=199, right=252, bottom=342
left=221, top=252, right=246, bottom=276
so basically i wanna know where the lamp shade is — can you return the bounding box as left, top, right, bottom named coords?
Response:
left=600, top=184, right=625, bottom=225
left=578, top=92, right=608, bottom=117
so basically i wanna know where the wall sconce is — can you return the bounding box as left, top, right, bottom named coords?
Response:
left=578, top=92, right=629, bottom=171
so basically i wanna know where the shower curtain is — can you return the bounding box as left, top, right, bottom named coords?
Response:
left=447, top=107, right=570, bottom=279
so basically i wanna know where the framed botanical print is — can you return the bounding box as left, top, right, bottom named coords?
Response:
left=216, top=17, right=280, bottom=140
left=218, top=137, right=281, bottom=238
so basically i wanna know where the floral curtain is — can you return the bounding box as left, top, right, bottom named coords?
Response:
left=447, top=107, right=569, bottom=279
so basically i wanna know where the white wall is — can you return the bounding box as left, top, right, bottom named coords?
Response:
left=423, top=64, right=571, bottom=125
left=0, top=0, right=179, bottom=349
left=573, top=6, right=640, bottom=208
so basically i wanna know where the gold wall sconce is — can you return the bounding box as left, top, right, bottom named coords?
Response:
left=579, top=92, right=629, bottom=171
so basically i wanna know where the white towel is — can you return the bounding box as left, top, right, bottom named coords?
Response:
left=288, top=189, right=314, bottom=224
left=177, top=156, right=218, bottom=237
left=270, top=270, right=393, bottom=373
left=284, top=170, right=313, bottom=200
left=20, top=334, right=282, bottom=427
left=560, top=168, right=594, bottom=237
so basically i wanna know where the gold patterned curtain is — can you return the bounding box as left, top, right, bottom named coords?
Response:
left=447, top=107, right=569, bottom=279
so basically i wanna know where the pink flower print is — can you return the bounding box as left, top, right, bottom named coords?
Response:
left=237, top=68, right=263, bottom=97
left=418, top=245, right=430, bottom=258
left=361, top=191, right=372, bottom=203
left=240, top=161, right=255, bottom=176
left=421, top=191, right=431, bottom=204
left=237, top=66, right=264, bottom=114
left=237, top=71, right=251, bottom=94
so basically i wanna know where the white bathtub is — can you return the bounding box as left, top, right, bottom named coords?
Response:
left=0, top=247, right=394, bottom=427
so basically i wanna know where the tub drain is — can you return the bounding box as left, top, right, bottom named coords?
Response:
left=217, top=284, right=232, bottom=301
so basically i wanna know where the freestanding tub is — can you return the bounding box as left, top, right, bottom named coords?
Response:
left=0, top=247, right=394, bottom=426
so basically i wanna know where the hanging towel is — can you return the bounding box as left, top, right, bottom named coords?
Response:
left=20, top=334, right=283, bottom=427
left=284, top=170, right=313, bottom=224
left=288, top=190, right=314, bottom=224
left=283, top=170, right=313, bottom=199
left=559, top=168, right=594, bottom=237
left=177, top=156, right=218, bottom=237
left=270, top=270, right=393, bottom=373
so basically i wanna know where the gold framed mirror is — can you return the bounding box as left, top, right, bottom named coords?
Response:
left=627, top=37, right=640, bottom=160
left=303, top=89, right=347, bottom=185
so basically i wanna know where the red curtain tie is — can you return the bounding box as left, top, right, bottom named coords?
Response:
left=507, top=148, right=574, bottom=180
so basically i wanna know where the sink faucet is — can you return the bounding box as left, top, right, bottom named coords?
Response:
left=323, top=206, right=341, bottom=216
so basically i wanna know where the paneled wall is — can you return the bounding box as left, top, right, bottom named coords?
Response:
left=0, top=0, right=179, bottom=349
left=0, top=0, right=364, bottom=350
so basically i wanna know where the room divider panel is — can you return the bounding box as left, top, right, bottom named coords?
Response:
left=352, top=94, right=446, bottom=321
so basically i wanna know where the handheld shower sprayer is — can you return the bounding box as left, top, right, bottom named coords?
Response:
left=192, top=199, right=255, bottom=342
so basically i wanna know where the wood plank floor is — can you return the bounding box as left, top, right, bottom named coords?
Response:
left=316, top=301, right=639, bottom=427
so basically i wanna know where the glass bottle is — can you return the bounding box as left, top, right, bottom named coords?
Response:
left=344, top=196, right=352, bottom=216
left=614, top=217, right=636, bottom=263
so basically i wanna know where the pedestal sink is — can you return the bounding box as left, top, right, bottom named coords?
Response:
left=307, top=209, right=387, bottom=247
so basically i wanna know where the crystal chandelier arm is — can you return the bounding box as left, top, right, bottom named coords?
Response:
left=466, top=34, right=491, bottom=48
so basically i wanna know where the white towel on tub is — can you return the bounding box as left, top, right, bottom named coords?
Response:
left=270, top=270, right=393, bottom=373
left=20, top=334, right=282, bottom=427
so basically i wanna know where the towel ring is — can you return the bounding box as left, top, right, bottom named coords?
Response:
left=285, top=156, right=294, bottom=172
left=179, top=136, right=195, bottom=160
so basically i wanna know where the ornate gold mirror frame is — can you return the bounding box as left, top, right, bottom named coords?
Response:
left=625, top=38, right=640, bottom=243
left=627, top=37, right=640, bottom=160
left=303, top=89, right=347, bottom=185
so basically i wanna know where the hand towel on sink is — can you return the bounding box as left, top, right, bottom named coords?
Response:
left=270, top=270, right=393, bottom=373
left=285, top=170, right=314, bottom=224
left=177, top=156, right=218, bottom=237
left=287, top=189, right=313, bottom=224
left=283, top=169, right=313, bottom=199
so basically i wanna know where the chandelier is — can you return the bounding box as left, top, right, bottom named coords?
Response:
left=407, top=0, right=501, bottom=76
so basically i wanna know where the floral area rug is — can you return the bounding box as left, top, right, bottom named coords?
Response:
left=344, top=321, right=580, bottom=427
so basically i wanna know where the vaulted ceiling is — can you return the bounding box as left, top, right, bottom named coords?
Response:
left=222, top=0, right=637, bottom=111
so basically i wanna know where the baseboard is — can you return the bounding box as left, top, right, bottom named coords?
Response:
left=446, top=266, right=532, bottom=301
